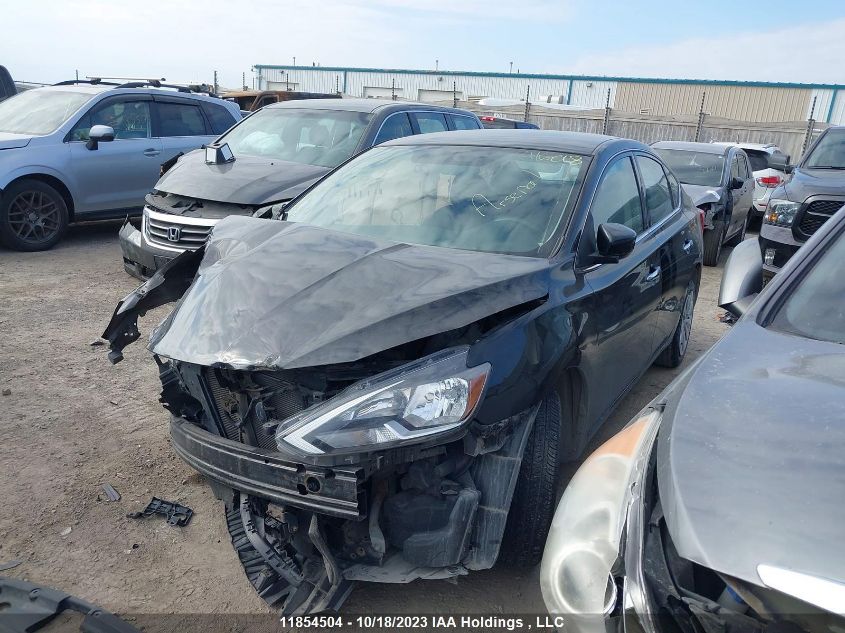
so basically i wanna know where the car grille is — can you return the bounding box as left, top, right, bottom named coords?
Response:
left=796, top=200, right=844, bottom=240
left=144, top=207, right=216, bottom=250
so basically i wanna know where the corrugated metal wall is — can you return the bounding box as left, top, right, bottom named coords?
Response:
left=568, top=80, right=616, bottom=108
left=615, top=82, right=809, bottom=122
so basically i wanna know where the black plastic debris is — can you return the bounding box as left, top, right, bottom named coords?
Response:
left=102, top=483, right=121, bottom=502
left=0, top=560, right=22, bottom=571
left=127, top=497, right=193, bottom=527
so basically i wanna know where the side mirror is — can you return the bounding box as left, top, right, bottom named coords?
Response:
left=730, top=177, right=745, bottom=190
left=767, top=155, right=793, bottom=174
left=86, top=125, right=115, bottom=150
left=718, top=238, right=763, bottom=318
left=595, top=223, right=637, bottom=263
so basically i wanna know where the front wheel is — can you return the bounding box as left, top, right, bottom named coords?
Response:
left=702, top=220, right=724, bottom=266
left=725, top=212, right=749, bottom=247
left=0, top=179, right=69, bottom=251
left=656, top=280, right=697, bottom=368
left=499, top=392, right=562, bottom=568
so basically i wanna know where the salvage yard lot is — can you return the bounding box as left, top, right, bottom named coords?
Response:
left=0, top=221, right=732, bottom=617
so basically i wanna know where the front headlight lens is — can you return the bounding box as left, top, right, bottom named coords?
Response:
left=275, top=348, right=489, bottom=457
left=540, top=409, right=661, bottom=626
left=764, top=199, right=801, bottom=226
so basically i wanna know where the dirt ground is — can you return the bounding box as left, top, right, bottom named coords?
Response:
left=0, top=220, right=736, bottom=621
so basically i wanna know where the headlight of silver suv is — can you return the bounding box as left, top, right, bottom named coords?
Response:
left=275, top=348, right=489, bottom=458
left=764, top=199, right=801, bottom=227
left=540, top=408, right=661, bottom=630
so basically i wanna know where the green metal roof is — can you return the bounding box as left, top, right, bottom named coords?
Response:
left=254, top=64, right=845, bottom=91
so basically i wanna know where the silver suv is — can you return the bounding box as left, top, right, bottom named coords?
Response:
left=0, top=79, right=241, bottom=251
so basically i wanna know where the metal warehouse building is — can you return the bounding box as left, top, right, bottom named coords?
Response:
left=255, top=64, right=845, bottom=125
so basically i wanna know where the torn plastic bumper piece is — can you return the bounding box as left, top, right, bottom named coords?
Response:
left=101, top=245, right=204, bottom=364
left=228, top=494, right=353, bottom=615
left=127, top=497, right=193, bottom=527
left=0, top=575, right=140, bottom=633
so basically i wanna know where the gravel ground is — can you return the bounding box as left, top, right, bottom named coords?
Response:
left=0, top=220, right=737, bottom=622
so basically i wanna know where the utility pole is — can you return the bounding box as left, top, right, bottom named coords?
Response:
left=391, top=78, right=396, bottom=101
left=694, top=91, right=707, bottom=142
left=242, top=72, right=246, bottom=90
left=293, top=56, right=296, bottom=67
left=213, top=70, right=218, bottom=95
left=602, top=88, right=612, bottom=134
left=336, top=75, right=340, bottom=95
left=75, top=69, right=79, bottom=82
left=436, top=59, right=439, bottom=71
left=509, top=61, right=513, bottom=74
left=453, top=81, right=458, bottom=108
left=803, top=96, right=818, bottom=154
left=524, top=85, right=531, bottom=122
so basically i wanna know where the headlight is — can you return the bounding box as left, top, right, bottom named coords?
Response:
left=540, top=408, right=661, bottom=628
left=274, top=348, right=489, bottom=458
left=764, top=199, right=801, bottom=226
left=253, top=201, right=289, bottom=220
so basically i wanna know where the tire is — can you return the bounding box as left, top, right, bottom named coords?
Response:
left=725, top=212, right=748, bottom=247
left=655, top=280, right=697, bottom=368
left=0, top=179, right=69, bottom=251
left=499, top=392, right=562, bottom=568
left=702, top=219, right=724, bottom=266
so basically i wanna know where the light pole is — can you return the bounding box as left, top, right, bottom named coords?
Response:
left=509, top=61, right=513, bottom=74
left=293, top=56, right=296, bottom=67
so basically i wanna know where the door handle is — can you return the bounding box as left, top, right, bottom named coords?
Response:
left=143, top=148, right=161, bottom=157
left=645, top=266, right=661, bottom=282
left=682, top=239, right=693, bottom=253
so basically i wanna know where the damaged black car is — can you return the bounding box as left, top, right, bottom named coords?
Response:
left=104, top=130, right=703, bottom=615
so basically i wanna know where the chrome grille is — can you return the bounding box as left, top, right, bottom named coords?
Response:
left=144, top=207, right=216, bottom=250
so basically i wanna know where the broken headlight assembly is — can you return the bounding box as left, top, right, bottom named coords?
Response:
left=764, top=199, right=801, bottom=227
left=274, top=348, right=489, bottom=458
left=540, top=408, right=661, bottom=630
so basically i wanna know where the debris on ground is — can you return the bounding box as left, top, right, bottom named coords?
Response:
left=0, top=560, right=22, bottom=571
left=102, top=483, right=121, bottom=502
left=89, top=338, right=105, bottom=347
left=127, top=497, right=193, bottom=527
left=60, top=527, right=72, bottom=536
left=2, top=388, right=10, bottom=396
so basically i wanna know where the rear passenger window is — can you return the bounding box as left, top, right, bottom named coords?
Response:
left=156, top=102, right=207, bottom=137
left=450, top=115, right=480, bottom=130
left=636, top=155, right=674, bottom=225
left=204, top=103, right=237, bottom=135
left=591, top=156, right=644, bottom=234
left=413, top=112, right=448, bottom=134
left=665, top=166, right=680, bottom=207
left=373, top=112, right=413, bottom=145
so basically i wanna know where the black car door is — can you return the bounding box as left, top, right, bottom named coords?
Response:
left=579, top=154, right=662, bottom=427
left=634, top=153, right=698, bottom=349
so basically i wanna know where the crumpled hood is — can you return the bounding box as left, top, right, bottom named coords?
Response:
left=783, top=167, right=845, bottom=202
left=0, top=132, right=33, bottom=150
left=154, top=149, right=330, bottom=205
left=148, top=216, right=550, bottom=369
left=681, top=183, right=723, bottom=206
left=658, top=318, right=845, bottom=591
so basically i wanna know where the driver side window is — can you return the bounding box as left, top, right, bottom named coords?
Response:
left=590, top=156, right=644, bottom=235
left=70, top=99, right=151, bottom=141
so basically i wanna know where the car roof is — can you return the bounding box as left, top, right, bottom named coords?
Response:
left=30, top=83, right=232, bottom=106
left=266, top=98, right=475, bottom=115
left=652, top=140, right=731, bottom=155
left=710, top=141, right=780, bottom=153
left=382, top=129, right=630, bottom=154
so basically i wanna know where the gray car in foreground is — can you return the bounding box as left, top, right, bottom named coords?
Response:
left=541, top=206, right=845, bottom=632
left=0, top=80, right=240, bottom=251
left=654, top=141, right=754, bottom=266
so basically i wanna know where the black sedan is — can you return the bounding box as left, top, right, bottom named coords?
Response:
left=541, top=206, right=845, bottom=630
left=104, top=130, right=703, bottom=615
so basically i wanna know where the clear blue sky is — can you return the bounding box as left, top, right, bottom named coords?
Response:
left=5, top=0, right=845, bottom=88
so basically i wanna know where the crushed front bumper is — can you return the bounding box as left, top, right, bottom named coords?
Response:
left=758, top=223, right=802, bottom=282
left=119, top=218, right=176, bottom=281
left=170, top=416, right=364, bottom=519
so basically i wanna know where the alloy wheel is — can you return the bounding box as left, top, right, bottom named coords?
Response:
left=6, top=190, right=61, bottom=246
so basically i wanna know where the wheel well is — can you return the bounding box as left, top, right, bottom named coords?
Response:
left=555, top=367, right=588, bottom=462
left=6, top=174, right=75, bottom=221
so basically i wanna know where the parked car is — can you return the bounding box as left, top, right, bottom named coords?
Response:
left=540, top=204, right=845, bottom=633
left=711, top=141, right=790, bottom=219
left=759, top=126, right=845, bottom=282
left=223, top=89, right=340, bottom=112
left=119, top=99, right=483, bottom=279
left=653, top=141, right=754, bottom=266
left=479, top=115, right=539, bottom=129
left=0, top=65, right=15, bottom=102
left=0, top=79, right=241, bottom=251
left=104, top=130, right=702, bottom=615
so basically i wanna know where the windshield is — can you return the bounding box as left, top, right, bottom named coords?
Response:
left=655, top=149, right=725, bottom=186
left=219, top=108, right=371, bottom=168
left=0, top=89, right=93, bottom=135
left=804, top=129, right=845, bottom=169
left=770, top=224, right=845, bottom=344
left=744, top=149, right=770, bottom=172
left=285, top=145, right=586, bottom=257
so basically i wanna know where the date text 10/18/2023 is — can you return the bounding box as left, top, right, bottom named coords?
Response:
left=278, top=615, right=571, bottom=630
